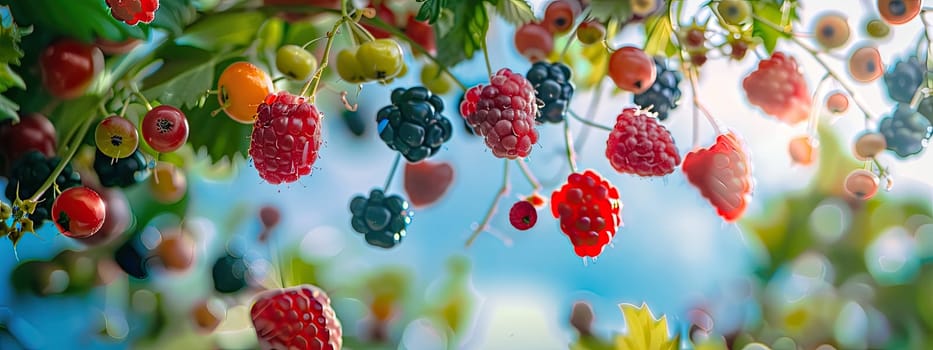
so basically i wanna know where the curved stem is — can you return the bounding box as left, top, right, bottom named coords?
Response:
left=568, top=109, right=613, bottom=131
left=515, top=158, right=541, bottom=192
left=563, top=119, right=578, bottom=173
left=29, top=113, right=96, bottom=203
left=572, top=80, right=606, bottom=152
left=465, top=159, right=510, bottom=248
left=383, top=154, right=402, bottom=191
left=807, top=73, right=833, bottom=138
left=301, top=16, right=349, bottom=100
left=481, top=36, right=494, bottom=77
left=686, top=66, right=723, bottom=136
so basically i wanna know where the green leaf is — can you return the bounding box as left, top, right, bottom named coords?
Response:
left=496, top=0, right=535, bottom=26
left=416, top=0, right=448, bottom=24
left=4, top=0, right=144, bottom=42
left=0, top=5, right=30, bottom=65
left=182, top=57, right=254, bottom=164
left=149, top=0, right=198, bottom=37
left=643, top=13, right=678, bottom=58
left=0, top=94, right=18, bottom=123
left=175, top=11, right=266, bottom=51
left=0, top=63, right=23, bottom=92
left=589, top=0, right=632, bottom=23
left=751, top=0, right=798, bottom=53
left=436, top=0, right=491, bottom=69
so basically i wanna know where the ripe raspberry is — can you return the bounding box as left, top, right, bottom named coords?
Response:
left=4, top=151, right=82, bottom=225
left=883, top=56, right=924, bottom=103
left=249, top=91, right=324, bottom=185
left=878, top=105, right=932, bottom=158
left=605, top=108, right=681, bottom=177
left=349, top=189, right=413, bottom=248
left=377, top=87, right=453, bottom=162
left=250, top=284, right=343, bottom=350
left=550, top=170, right=623, bottom=258
left=93, top=149, right=150, bottom=188
left=460, top=68, right=540, bottom=159
left=742, top=52, right=812, bottom=125
left=633, top=57, right=683, bottom=121
left=682, top=132, right=753, bottom=222
left=106, top=0, right=159, bottom=25
left=525, top=62, right=575, bottom=123
left=509, top=200, right=537, bottom=231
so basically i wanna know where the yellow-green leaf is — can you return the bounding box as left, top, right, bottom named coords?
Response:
left=643, top=14, right=678, bottom=58
left=496, top=0, right=535, bottom=26
left=614, top=303, right=678, bottom=350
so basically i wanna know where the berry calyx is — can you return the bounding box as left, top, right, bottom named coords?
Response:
left=403, top=160, right=455, bottom=208
left=742, top=52, right=811, bottom=125
left=844, top=169, right=880, bottom=200
left=576, top=21, right=606, bottom=45
left=682, top=132, right=753, bottom=222
left=40, top=39, right=104, bottom=100
left=509, top=200, right=537, bottom=231
left=717, top=0, right=752, bottom=25
left=95, top=116, right=139, bottom=159
left=633, top=57, right=683, bottom=121
left=142, top=105, right=189, bottom=153
left=826, top=92, right=849, bottom=114
left=376, top=87, right=453, bottom=162
left=514, top=22, right=555, bottom=62
left=250, top=285, right=343, bottom=350
left=249, top=91, right=324, bottom=185
left=460, top=68, right=540, bottom=159
left=605, top=107, right=681, bottom=177
left=105, top=0, right=159, bottom=25
left=276, top=45, right=318, bottom=81
left=51, top=186, right=106, bottom=239
left=349, top=189, right=413, bottom=248
left=608, top=46, right=656, bottom=94
left=550, top=170, right=623, bottom=258
left=217, top=62, right=276, bottom=124
left=526, top=61, right=575, bottom=123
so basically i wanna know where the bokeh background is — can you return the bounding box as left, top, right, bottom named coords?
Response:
left=1, top=0, right=932, bottom=349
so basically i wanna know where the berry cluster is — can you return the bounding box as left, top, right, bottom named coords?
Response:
left=460, top=69, right=540, bottom=159
left=337, top=39, right=407, bottom=84
left=377, top=87, right=453, bottom=162
left=878, top=105, right=933, bottom=158
left=249, top=91, right=324, bottom=185
left=633, top=57, right=683, bottom=121
left=93, top=149, right=151, bottom=188
left=742, top=52, right=811, bottom=125
left=526, top=62, right=575, bottom=123
left=349, top=189, right=413, bottom=248
left=605, top=108, right=681, bottom=177
left=4, top=151, right=82, bottom=225
left=550, top=170, right=623, bottom=258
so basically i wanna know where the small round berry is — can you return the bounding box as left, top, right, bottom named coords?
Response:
left=729, top=39, right=750, bottom=60
left=73, top=187, right=130, bottom=246
left=813, top=13, right=850, bottom=49
left=217, top=62, right=275, bottom=124
left=848, top=46, right=884, bottom=82
left=576, top=21, right=606, bottom=45
left=717, top=0, right=752, bottom=25
left=355, top=39, right=405, bottom=81
left=543, top=0, right=579, bottom=34
left=877, top=0, right=921, bottom=25
left=95, top=116, right=139, bottom=159
left=150, top=162, right=186, bottom=204
left=630, top=0, right=660, bottom=17
left=826, top=92, right=849, bottom=114
left=788, top=135, right=817, bottom=165
left=844, top=169, right=879, bottom=200
left=865, top=18, right=891, bottom=38
left=608, top=46, right=656, bottom=94
left=421, top=62, right=454, bottom=95
left=259, top=204, right=281, bottom=229
left=192, top=299, right=226, bottom=333
left=404, top=160, right=455, bottom=208
left=681, top=24, right=706, bottom=51
left=275, top=45, right=318, bottom=81
left=212, top=252, right=249, bottom=294
left=142, top=105, right=189, bottom=153
left=0, top=113, right=57, bottom=165
left=40, top=39, right=105, bottom=100
left=509, top=200, right=537, bottom=231
left=52, top=186, right=106, bottom=239
left=515, top=22, right=554, bottom=62
left=853, top=132, right=887, bottom=160
left=155, top=231, right=196, bottom=271
left=336, top=48, right=367, bottom=83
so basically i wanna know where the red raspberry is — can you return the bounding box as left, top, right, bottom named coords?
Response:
left=249, top=91, right=324, bottom=185
left=742, top=52, right=811, bottom=125
left=605, top=107, right=681, bottom=177
left=460, top=68, right=539, bottom=159
left=106, top=0, right=159, bottom=25
left=509, top=200, right=537, bottom=231
left=550, top=170, right=623, bottom=258
left=682, top=132, right=753, bottom=222
left=250, top=285, right=343, bottom=350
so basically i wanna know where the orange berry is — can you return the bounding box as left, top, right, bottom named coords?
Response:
left=877, top=0, right=921, bottom=25
left=844, top=169, right=879, bottom=200
left=848, top=46, right=883, bottom=82
left=150, top=162, right=187, bottom=204
left=515, top=22, right=554, bottom=62
left=813, top=13, right=850, bottom=49
left=853, top=132, right=887, bottom=160
left=543, top=0, right=579, bottom=34
left=217, top=62, right=275, bottom=124
left=608, top=46, right=656, bottom=94
left=789, top=135, right=817, bottom=165
left=826, top=92, right=849, bottom=114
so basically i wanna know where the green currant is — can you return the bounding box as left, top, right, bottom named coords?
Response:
left=355, top=39, right=405, bottom=81
left=95, top=116, right=139, bottom=159
left=336, top=48, right=367, bottom=84
left=865, top=18, right=891, bottom=38
left=275, top=45, right=317, bottom=81
left=716, top=0, right=751, bottom=26
left=420, top=62, right=453, bottom=95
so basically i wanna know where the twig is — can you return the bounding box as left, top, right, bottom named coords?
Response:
left=465, top=160, right=510, bottom=247
left=383, top=154, right=402, bottom=191
left=563, top=119, right=578, bottom=173
left=515, top=158, right=542, bottom=192
left=568, top=109, right=613, bottom=131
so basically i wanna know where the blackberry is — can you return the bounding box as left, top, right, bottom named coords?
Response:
left=342, top=108, right=366, bottom=137
left=917, top=96, right=933, bottom=125
left=93, top=149, right=150, bottom=188
left=114, top=233, right=152, bottom=279
left=525, top=62, right=574, bottom=123
left=878, top=105, right=933, bottom=158
left=883, top=56, right=924, bottom=103
left=4, top=151, right=81, bottom=225
left=633, top=57, right=683, bottom=121
left=349, top=189, right=413, bottom=248
left=377, top=87, right=453, bottom=162
left=212, top=252, right=249, bottom=294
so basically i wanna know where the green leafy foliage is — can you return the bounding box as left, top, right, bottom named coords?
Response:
left=0, top=94, right=16, bottom=122
left=751, top=0, right=799, bottom=53
left=181, top=57, right=254, bottom=164
left=1, top=0, right=145, bottom=42
left=0, top=5, right=29, bottom=123
left=149, top=0, right=199, bottom=37
left=141, top=44, right=222, bottom=109
left=496, top=0, right=535, bottom=26
left=643, top=12, right=679, bottom=58
left=175, top=11, right=266, bottom=51
left=435, top=0, right=492, bottom=69
left=589, top=0, right=632, bottom=23
left=416, top=0, right=449, bottom=24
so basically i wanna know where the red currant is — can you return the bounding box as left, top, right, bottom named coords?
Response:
left=608, top=46, right=656, bottom=94
left=826, top=92, right=849, bottom=113
left=813, top=13, right=850, bottom=49
left=40, top=39, right=104, bottom=100
left=52, top=186, right=106, bottom=239
left=150, top=162, right=187, bottom=204
left=543, top=0, right=580, bottom=34
left=514, top=22, right=554, bottom=62
left=142, top=105, right=189, bottom=153
left=74, top=187, right=130, bottom=246
left=509, top=200, right=537, bottom=231
left=576, top=21, right=606, bottom=45
left=95, top=116, right=139, bottom=159
left=877, top=0, right=921, bottom=25
left=848, top=46, right=883, bottom=82
left=844, top=169, right=879, bottom=200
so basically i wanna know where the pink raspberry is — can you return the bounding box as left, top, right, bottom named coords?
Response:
left=742, top=52, right=812, bottom=125
left=605, top=107, right=681, bottom=177
left=682, top=132, right=753, bottom=222
left=249, top=91, right=324, bottom=185
left=460, top=68, right=539, bottom=159
left=250, top=285, right=343, bottom=350
left=106, top=0, right=159, bottom=25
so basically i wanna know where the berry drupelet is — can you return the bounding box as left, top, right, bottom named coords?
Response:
left=633, top=57, right=683, bottom=121
left=525, top=62, right=575, bottom=123
left=377, top=87, right=453, bottom=162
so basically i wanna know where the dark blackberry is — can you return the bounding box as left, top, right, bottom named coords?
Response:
left=878, top=105, right=933, bottom=158
left=114, top=233, right=152, bottom=279
left=376, top=87, right=453, bottom=162
left=212, top=252, right=249, bottom=294
left=4, top=151, right=81, bottom=225
left=348, top=189, right=413, bottom=248
left=93, top=149, right=150, bottom=188
left=342, top=108, right=366, bottom=137
left=917, top=96, right=933, bottom=125
left=633, top=56, right=683, bottom=121
left=883, top=56, right=924, bottom=104
left=525, top=62, right=574, bottom=123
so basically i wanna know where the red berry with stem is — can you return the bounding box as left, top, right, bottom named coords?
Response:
left=742, top=52, right=812, bottom=125
left=105, top=0, right=159, bottom=25
left=249, top=91, right=324, bottom=185
left=250, top=284, right=343, bottom=350
left=460, top=69, right=540, bottom=159
left=74, top=187, right=130, bottom=246
left=605, top=107, right=681, bottom=177
left=259, top=204, right=282, bottom=229
left=682, top=132, right=753, bottom=222
left=509, top=200, right=537, bottom=231
left=826, top=92, right=849, bottom=114
left=514, top=23, right=554, bottom=62
left=40, top=39, right=104, bottom=100
left=550, top=170, right=623, bottom=258
left=0, top=113, right=57, bottom=166
left=844, top=169, right=880, bottom=199
left=543, top=0, right=580, bottom=34
left=608, top=47, right=656, bottom=94
left=52, top=186, right=106, bottom=239
left=142, top=105, right=189, bottom=153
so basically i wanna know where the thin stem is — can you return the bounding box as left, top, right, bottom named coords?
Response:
left=481, top=36, right=494, bottom=77
left=515, top=158, right=542, bottom=192
left=383, top=154, right=402, bottom=191
left=573, top=80, right=606, bottom=152
left=568, top=109, right=613, bottom=131
left=563, top=119, right=578, bottom=173
left=807, top=73, right=833, bottom=137
left=921, top=11, right=933, bottom=89
left=301, top=16, right=349, bottom=100
left=132, top=90, right=152, bottom=110
left=686, top=66, right=723, bottom=136
left=465, top=160, right=510, bottom=248
left=29, top=113, right=96, bottom=203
